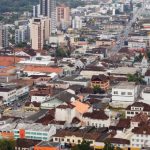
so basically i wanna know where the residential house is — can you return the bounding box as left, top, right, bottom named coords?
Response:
left=41, top=91, right=80, bottom=109
left=131, top=123, right=150, bottom=149
left=82, top=110, right=110, bottom=128
left=130, top=113, right=148, bottom=128
left=125, top=102, right=150, bottom=119
left=24, top=102, right=41, bottom=112
left=52, top=127, right=109, bottom=146
left=91, top=74, right=110, bottom=91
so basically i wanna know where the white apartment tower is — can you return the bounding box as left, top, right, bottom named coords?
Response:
left=15, top=25, right=29, bottom=44
left=39, top=0, right=56, bottom=34
left=0, top=24, right=9, bottom=49
left=33, top=4, right=41, bottom=17
left=30, top=17, right=51, bottom=50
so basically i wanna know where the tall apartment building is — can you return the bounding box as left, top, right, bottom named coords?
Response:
left=30, top=17, right=51, bottom=50
left=15, top=25, right=29, bottom=44
left=39, top=0, right=56, bottom=34
left=56, top=4, right=70, bottom=29
left=33, top=4, right=41, bottom=17
left=0, top=24, right=9, bottom=49
left=72, top=16, right=83, bottom=29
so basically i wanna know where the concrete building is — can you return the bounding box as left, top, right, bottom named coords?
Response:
left=15, top=25, right=29, bottom=44
left=111, top=82, right=139, bottom=107
left=72, top=16, right=82, bottom=29
left=33, top=4, right=41, bottom=17
left=13, top=123, right=56, bottom=141
left=56, top=5, right=70, bottom=29
left=30, top=17, right=51, bottom=50
left=40, top=0, right=56, bottom=34
left=0, top=24, right=9, bottom=49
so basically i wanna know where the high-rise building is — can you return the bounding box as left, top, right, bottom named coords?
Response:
left=33, top=4, right=41, bottom=17
left=39, top=0, right=56, bottom=34
left=56, top=4, right=70, bottom=29
left=72, top=16, right=82, bottom=29
left=30, top=17, right=51, bottom=50
left=15, top=25, right=29, bottom=44
left=0, top=24, right=9, bottom=49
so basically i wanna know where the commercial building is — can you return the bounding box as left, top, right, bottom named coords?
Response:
left=33, top=4, right=41, bottom=17
left=40, top=0, right=56, bottom=33
left=13, top=123, right=56, bottom=141
left=15, top=25, right=29, bottom=44
left=111, top=82, right=139, bottom=107
left=30, top=17, right=51, bottom=50
left=56, top=4, right=70, bottom=29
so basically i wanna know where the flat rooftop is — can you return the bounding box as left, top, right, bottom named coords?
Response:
left=111, top=67, right=139, bottom=75
left=113, top=82, right=136, bottom=89
left=62, top=75, right=89, bottom=82
left=14, top=123, right=51, bottom=132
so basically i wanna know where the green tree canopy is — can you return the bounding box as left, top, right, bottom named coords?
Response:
left=0, top=139, right=15, bottom=150
left=72, top=140, right=91, bottom=150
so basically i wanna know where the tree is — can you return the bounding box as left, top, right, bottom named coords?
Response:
left=72, top=140, right=91, bottom=150
left=127, top=73, right=145, bottom=84
left=103, top=142, right=114, bottom=150
left=0, top=139, right=15, bottom=150
left=103, top=142, right=122, bottom=150
left=93, top=85, right=105, bottom=94
left=134, top=53, right=143, bottom=62
left=55, top=47, right=67, bottom=57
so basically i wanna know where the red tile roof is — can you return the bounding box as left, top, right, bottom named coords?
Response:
left=24, top=66, right=63, bottom=74
left=0, top=56, right=22, bottom=66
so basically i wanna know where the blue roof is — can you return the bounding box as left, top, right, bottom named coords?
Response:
left=0, top=66, right=6, bottom=69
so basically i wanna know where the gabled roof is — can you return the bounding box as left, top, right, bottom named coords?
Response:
left=25, top=101, right=41, bottom=107
left=83, top=110, right=109, bottom=120
left=126, top=102, right=150, bottom=111
left=72, top=101, right=90, bottom=114
left=106, top=138, right=130, bottom=145
left=91, top=74, right=109, bottom=81
left=24, top=66, right=63, bottom=74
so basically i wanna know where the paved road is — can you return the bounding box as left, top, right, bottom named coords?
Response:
left=110, top=3, right=146, bottom=55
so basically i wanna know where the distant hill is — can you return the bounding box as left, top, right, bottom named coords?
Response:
left=0, top=0, right=85, bottom=13
left=0, top=0, right=38, bottom=13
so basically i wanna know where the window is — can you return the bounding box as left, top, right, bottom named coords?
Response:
left=78, top=140, right=81, bottom=144
left=121, top=92, right=126, bottom=95
left=128, top=92, right=132, bottom=95
left=72, top=140, right=74, bottom=143
left=114, top=91, right=118, bottom=94
left=127, top=112, right=130, bottom=114
left=67, top=139, right=70, bottom=142
left=55, top=138, right=58, bottom=141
